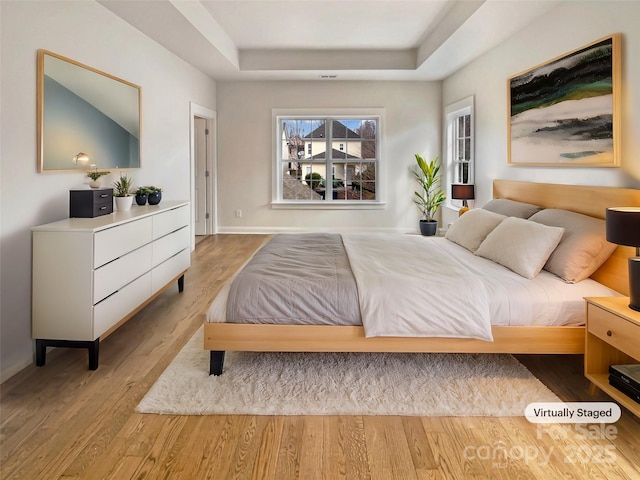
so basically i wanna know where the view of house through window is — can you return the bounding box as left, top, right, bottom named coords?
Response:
left=277, top=116, right=380, bottom=203
left=445, top=96, right=474, bottom=208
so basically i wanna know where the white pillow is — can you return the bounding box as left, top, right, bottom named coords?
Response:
left=445, top=209, right=507, bottom=252
left=529, top=209, right=617, bottom=283
left=475, top=217, right=565, bottom=279
left=482, top=199, right=542, bottom=218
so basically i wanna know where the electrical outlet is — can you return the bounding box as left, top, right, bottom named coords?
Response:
left=235, top=209, right=242, bottom=218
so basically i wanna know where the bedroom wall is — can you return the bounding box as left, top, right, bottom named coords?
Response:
left=0, top=0, right=217, bottom=381
left=441, top=0, right=640, bottom=227
left=215, top=81, right=441, bottom=233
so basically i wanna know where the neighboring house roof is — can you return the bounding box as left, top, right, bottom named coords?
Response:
left=282, top=173, right=322, bottom=200
left=311, top=148, right=359, bottom=160
left=304, top=122, right=360, bottom=139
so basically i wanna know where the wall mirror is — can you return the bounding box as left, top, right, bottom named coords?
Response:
left=37, top=50, right=141, bottom=172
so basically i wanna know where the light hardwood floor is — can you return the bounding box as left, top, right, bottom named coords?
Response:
left=2, top=234, right=639, bottom=480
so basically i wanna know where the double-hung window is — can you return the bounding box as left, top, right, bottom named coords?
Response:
left=445, top=96, right=474, bottom=209
left=273, top=109, right=383, bottom=208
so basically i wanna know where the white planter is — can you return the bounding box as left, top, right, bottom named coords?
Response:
left=115, top=195, right=133, bottom=211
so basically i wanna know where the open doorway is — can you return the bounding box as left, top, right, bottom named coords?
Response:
left=190, top=103, right=217, bottom=248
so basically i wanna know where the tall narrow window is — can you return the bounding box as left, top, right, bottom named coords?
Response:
left=445, top=97, right=474, bottom=209
left=274, top=110, right=384, bottom=207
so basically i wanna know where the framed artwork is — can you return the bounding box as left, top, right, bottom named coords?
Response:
left=508, top=34, right=620, bottom=167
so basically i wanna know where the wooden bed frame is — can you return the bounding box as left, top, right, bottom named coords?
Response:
left=204, top=180, right=640, bottom=374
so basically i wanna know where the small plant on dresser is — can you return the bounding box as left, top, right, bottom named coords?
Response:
left=135, top=186, right=151, bottom=205
left=147, top=185, right=163, bottom=205
left=113, top=174, right=134, bottom=211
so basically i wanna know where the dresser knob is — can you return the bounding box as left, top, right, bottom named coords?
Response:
left=606, top=330, right=612, bottom=337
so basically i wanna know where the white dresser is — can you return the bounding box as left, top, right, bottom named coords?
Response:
left=32, top=201, right=191, bottom=369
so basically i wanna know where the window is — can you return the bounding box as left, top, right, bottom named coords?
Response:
left=274, top=110, right=384, bottom=207
left=445, top=97, right=474, bottom=209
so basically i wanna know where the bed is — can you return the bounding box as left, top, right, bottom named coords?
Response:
left=204, top=180, right=640, bottom=375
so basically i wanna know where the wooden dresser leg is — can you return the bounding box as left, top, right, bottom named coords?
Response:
left=178, top=275, right=185, bottom=293
left=588, top=382, right=600, bottom=396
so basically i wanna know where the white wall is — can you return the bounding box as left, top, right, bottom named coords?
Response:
left=0, top=1, right=216, bottom=380
left=216, top=81, right=441, bottom=232
left=441, top=0, right=640, bottom=227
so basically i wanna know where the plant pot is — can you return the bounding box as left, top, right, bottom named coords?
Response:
left=148, top=191, right=162, bottom=205
left=115, top=195, right=133, bottom=211
left=89, top=179, right=102, bottom=189
left=419, top=220, right=438, bottom=236
left=135, top=193, right=148, bottom=206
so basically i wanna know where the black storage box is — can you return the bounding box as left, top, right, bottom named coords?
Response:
left=70, top=188, right=113, bottom=218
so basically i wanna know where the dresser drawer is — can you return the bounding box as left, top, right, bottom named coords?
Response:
left=152, top=226, right=190, bottom=266
left=94, top=217, right=153, bottom=268
left=588, top=304, right=640, bottom=359
left=93, top=272, right=152, bottom=339
left=153, top=205, right=189, bottom=240
left=152, top=248, right=190, bottom=294
left=93, top=243, right=153, bottom=303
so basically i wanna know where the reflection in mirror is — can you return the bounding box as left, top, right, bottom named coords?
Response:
left=37, top=50, right=141, bottom=172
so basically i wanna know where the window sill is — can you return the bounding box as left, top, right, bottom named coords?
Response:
left=271, top=201, right=386, bottom=210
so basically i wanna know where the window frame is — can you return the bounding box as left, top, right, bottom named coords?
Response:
left=272, top=108, right=386, bottom=210
left=444, top=96, right=475, bottom=210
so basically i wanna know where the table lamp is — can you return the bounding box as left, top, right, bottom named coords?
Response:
left=451, top=184, right=475, bottom=216
left=72, top=152, right=90, bottom=166
left=606, top=207, right=640, bottom=311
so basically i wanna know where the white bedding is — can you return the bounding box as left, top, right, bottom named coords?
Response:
left=342, top=234, right=492, bottom=340
left=206, top=234, right=621, bottom=338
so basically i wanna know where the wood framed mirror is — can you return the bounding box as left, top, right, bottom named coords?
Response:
left=37, top=50, right=141, bottom=172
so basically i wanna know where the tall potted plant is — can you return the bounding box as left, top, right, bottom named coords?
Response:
left=413, top=154, right=446, bottom=236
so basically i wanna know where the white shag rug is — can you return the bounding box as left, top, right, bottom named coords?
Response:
left=136, top=327, right=560, bottom=416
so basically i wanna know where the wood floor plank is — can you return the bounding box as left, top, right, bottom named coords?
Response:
left=2, top=234, right=640, bottom=480
left=298, top=416, right=324, bottom=480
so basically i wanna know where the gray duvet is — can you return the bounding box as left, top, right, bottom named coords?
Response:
left=226, top=233, right=362, bottom=326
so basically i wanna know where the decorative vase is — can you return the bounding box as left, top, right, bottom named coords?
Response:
left=115, top=195, right=133, bottom=211
left=419, top=220, right=438, bottom=236
left=89, top=179, right=101, bottom=189
left=148, top=191, right=162, bottom=205
left=135, top=193, right=148, bottom=206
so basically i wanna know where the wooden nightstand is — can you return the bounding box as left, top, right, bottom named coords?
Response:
left=585, top=297, right=640, bottom=417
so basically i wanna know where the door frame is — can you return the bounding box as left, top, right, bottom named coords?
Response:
left=189, top=102, right=217, bottom=249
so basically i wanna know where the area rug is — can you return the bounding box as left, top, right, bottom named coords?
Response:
left=136, top=327, right=560, bottom=416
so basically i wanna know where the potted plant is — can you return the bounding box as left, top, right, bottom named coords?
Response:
left=134, top=186, right=151, bottom=206
left=113, top=173, right=134, bottom=211
left=147, top=185, right=163, bottom=205
left=86, top=168, right=110, bottom=189
left=413, top=154, right=446, bottom=236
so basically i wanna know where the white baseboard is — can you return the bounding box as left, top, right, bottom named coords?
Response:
left=1, top=355, right=33, bottom=384
left=216, top=226, right=415, bottom=234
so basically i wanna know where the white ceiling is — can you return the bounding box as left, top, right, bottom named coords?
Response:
left=98, top=0, right=559, bottom=81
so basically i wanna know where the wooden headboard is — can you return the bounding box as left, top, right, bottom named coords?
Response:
left=493, top=180, right=640, bottom=295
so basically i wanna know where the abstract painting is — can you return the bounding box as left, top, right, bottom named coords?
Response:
left=508, top=34, right=620, bottom=166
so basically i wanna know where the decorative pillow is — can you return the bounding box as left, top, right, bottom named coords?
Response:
left=529, top=209, right=617, bottom=283
left=482, top=199, right=543, bottom=219
left=475, top=217, right=565, bottom=279
left=445, top=209, right=507, bottom=252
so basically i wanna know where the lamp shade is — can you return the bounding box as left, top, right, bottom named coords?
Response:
left=606, top=207, right=640, bottom=247
left=451, top=184, right=475, bottom=200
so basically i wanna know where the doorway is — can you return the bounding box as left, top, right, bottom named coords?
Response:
left=190, top=103, right=217, bottom=247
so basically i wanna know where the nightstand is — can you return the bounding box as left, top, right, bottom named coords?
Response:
left=584, top=297, right=640, bottom=417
